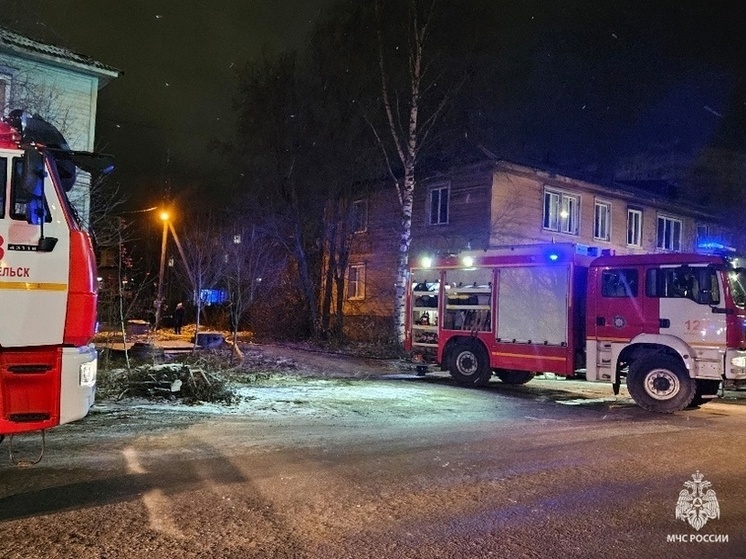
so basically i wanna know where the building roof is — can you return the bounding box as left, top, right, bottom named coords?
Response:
left=0, top=26, right=120, bottom=85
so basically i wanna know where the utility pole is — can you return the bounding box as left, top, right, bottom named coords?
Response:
left=154, top=210, right=169, bottom=330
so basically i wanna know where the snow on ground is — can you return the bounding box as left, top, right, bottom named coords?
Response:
left=93, top=342, right=746, bottom=427
left=101, top=377, right=445, bottom=419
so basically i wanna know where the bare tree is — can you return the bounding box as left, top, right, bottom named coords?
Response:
left=370, top=0, right=459, bottom=343
left=223, top=225, right=283, bottom=358
left=170, top=217, right=224, bottom=347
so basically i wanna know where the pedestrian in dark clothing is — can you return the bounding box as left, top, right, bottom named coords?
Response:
left=173, top=302, right=185, bottom=335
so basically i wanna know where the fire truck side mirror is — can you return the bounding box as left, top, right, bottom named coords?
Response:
left=37, top=236, right=58, bottom=252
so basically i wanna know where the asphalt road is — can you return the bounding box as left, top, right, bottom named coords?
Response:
left=1, top=355, right=746, bottom=559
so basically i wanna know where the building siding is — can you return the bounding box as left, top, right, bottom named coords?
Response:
left=339, top=158, right=733, bottom=340
left=1, top=31, right=116, bottom=224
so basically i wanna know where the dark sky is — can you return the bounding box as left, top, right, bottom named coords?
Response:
left=1, top=1, right=744, bottom=209
left=0, top=0, right=334, bottom=207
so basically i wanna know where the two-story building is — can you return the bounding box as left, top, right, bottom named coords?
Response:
left=0, top=26, right=119, bottom=222
left=341, top=157, right=739, bottom=340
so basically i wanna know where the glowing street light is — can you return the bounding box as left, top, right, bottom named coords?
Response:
left=154, top=209, right=170, bottom=330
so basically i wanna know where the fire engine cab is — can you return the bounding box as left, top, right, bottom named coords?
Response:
left=0, top=111, right=109, bottom=461
left=406, top=243, right=746, bottom=413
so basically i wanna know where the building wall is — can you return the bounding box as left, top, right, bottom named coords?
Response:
left=410, top=163, right=494, bottom=259
left=338, top=160, right=732, bottom=341
left=489, top=162, right=705, bottom=254
left=340, top=187, right=399, bottom=341
left=0, top=50, right=102, bottom=221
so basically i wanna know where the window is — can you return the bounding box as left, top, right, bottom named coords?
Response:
left=347, top=264, right=365, bottom=300
left=696, top=223, right=709, bottom=246
left=543, top=188, right=579, bottom=235
left=11, top=157, right=51, bottom=223
left=0, top=157, right=6, bottom=218
left=646, top=266, right=719, bottom=305
left=594, top=200, right=611, bottom=241
left=429, top=185, right=449, bottom=225
left=0, top=74, right=11, bottom=116
left=696, top=223, right=732, bottom=252
left=627, top=208, right=642, bottom=247
left=657, top=215, right=682, bottom=252
left=350, top=199, right=368, bottom=233
left=601, top=269, right=638, bottom=298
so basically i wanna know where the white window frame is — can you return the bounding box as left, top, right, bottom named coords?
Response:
left=350, top=198, right=368, bottom=233
left=347, top=263, right=365, bottom=300
left=0, top=73, right=12, bottom=117
left=657, top=214, right=682, bottom=252
left=543, top=187, right=579, bottom=236
left=593, top=200, right=611, bottom=242
left=627, top=208, right=642, bottom=247
left=429, top=185, right=449, bottom=225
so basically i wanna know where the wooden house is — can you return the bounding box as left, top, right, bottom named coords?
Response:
left=341, top=158, right=737, bottom=340
left=0, top=26, right=119, bottom=222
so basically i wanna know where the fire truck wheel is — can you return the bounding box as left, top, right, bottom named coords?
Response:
left=688, top=379, right=721, bottom=408
left=627, top=354, right=696, bottom=413
left=496, top=370, right=535, bottom=385
left=448, top=341, right=492, bottom=387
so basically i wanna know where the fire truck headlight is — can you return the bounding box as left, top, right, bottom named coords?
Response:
left=421, top=256, right=433, bottom=268
left=731, top=356, right=746, bottom=368
left=462, top=255, right=474, bottom=267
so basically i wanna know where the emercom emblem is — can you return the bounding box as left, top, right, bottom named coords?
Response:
left=675, top=471, right=720, bottom=531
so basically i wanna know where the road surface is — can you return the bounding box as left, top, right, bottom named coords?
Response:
left=1, top=346, right=745, bottom=558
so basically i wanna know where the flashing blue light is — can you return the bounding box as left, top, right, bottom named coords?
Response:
left=548, top=253, right=559, bottom=262
left=697, top=241, right=736, bottom=254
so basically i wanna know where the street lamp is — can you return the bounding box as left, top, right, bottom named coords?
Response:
left=154, top=209, right=169, bottom=330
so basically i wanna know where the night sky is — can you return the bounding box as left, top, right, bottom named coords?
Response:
left=1, top=0, right=335, bottom=207
left=1, top=1, right=744, bottom=209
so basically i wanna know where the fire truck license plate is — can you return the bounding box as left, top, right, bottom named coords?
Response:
left=79, top=361, right=97, bottom=387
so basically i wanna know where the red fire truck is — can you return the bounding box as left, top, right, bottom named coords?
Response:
left=406, top=243, right=746, bottom=413
left=0, top=111, right=110, bottom=461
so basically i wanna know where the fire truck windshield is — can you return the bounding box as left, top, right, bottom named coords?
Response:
left=728, top=268, right=746, bottom=308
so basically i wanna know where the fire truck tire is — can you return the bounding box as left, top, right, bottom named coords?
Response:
left=688, top=379, right=721, bottom=408
left=496, top=370, right=535, bottom=385
left=627, top=354, right=696, bottom=413
left=448, top=341, right=492, bottom=387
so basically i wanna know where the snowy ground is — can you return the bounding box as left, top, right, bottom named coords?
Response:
left=94, top=342, right=746, bottom=422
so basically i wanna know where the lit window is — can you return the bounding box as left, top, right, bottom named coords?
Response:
left=347, top=264, right=365, bottom=300
left=627, top=208, right=642, bottom=247
left=543, top=188, right=579, bottom=235
left=350, top=199, right=368, bottom=233
left=657, top=215, right=682, bottom=252
left=429, top=185, right=449, bottom=225
left=594, top=200, right=611, bottom=241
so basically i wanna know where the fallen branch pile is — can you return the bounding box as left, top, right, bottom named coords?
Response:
left=109, top=364, right=235, bottom=404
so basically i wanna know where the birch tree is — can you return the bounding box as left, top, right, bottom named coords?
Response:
left=372, top=0, right=454, bottom=343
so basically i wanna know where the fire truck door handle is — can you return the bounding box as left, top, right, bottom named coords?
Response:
left=596, top=317, right=605, bottom=326
left=659, top=318, right=670, bottom=328
left=711, top=307, right=732, bottom=315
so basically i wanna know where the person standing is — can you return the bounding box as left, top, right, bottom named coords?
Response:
left=173, top=302, right=185, bottom=335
